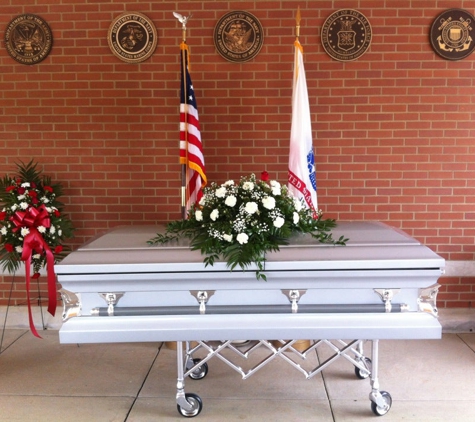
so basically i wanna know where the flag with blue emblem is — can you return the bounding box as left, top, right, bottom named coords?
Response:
left=288, top=38, right=318, bottom=215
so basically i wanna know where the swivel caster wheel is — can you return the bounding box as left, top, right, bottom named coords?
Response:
left=354, top=357, right=372, bottom=379
left=177, top=393, right=203, bottom=418
left=188, top=358, right=209, bottom=380
left=371, top=391, right=392, bottom=416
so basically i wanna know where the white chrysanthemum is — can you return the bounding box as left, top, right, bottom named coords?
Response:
left=0, top=227, right=7, bottom=235
left=236, top=233, right=249, bottom=244
left=223, top=180, right=234, bottom=186
left=210, top=209, right=219, bottom=221
left=195, top=210, right=203, bottom=221
left=243, top=182, right=254, bottom=191
left=244, top=202, right=258, bottom=214
left=37, top=225, right=47, bottom=233
left=17, top=194, right=26, bottom=200
left=225, top=195, right=237, bottom=207
left=262, top=196, right=276, bottom=210
left=41, top=197, right=50, bottom=204
left=19, top=202, right=29, bottom=210
left=49, top=226, right=56, bottom=234
left=223, top=234, right=233, bottom=242
left=21, top=182, right=30, bottom=188
left=273, top=217, right=285, bottom=228
left=21, top=227, right=30, bottom=236
left=16, top=246, right=23, bottom=253
left=293, top=212, right=299, bottom=224
left=215, top=187, right=227, bottom=198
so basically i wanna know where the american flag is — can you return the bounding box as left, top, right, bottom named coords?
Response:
left=288, top=39, right=318, bottom=215
left=179, top=41, right=206, bottom=215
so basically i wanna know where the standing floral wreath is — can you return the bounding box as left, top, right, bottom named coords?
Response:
left=149, top=173, right=346, bottom=280
left=0, top=160, right=74, bottom=337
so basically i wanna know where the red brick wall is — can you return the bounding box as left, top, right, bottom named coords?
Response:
left=0, top=1, right=474, bottom=307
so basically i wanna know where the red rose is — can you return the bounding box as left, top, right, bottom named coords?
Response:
left=28, top=190, right=38, bottom=197
left=0, top=211, right=6, bottom=220
left=5, top=244, right=14, bottom=253
left=54, top=245, right=63, bottom=254
left=17, top=187, right=25, bottom=195
left=6, top=186, right=16, bottom=192
left=31, top=182, right=37, bottom=189
left=32, top=273, right=41, bottom=279
left=261, top=171, right=269, bottom=182
left=32, top=197, right=39, bottom=204
left=44, top=186, right=53, bottom=193
left=54, top=210, right=61, bottom=217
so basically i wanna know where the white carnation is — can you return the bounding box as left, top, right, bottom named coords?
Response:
left=16, top=246, right=23, bottom=253
left=17, top=195, right=26, bottom=200
left=243, top=182, right=254, bottom=191
left=210, top=209, right=219, bottom=221
left=237, top=233, right=249, bottom=244
left=223, top=180, right=234, bottom=186
left=20, top=202, right=29, bottom=210
left=270, top=180, right=281, bottom=195
left=262, top=196, right=276, bottom=210
left=21, top=182, right=30, bottom=188
left=244, top=202, right=258, bottom=214
left=273, top=217, right=285, bottom=228
left=1, top=227, right=7, bottom=235
left=215, top=187, right=227, bottom=198
left=225, top=195, right=237, bottom=207
left=37, top=225, right=47, bottom=233
left=195, top=210, right=203, bottom=221
left=293, top=212, right=299, bottom=224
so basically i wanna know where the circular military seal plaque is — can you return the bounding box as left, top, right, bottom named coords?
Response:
left=430, top=9, right=475, bottom=60
left=4, top=14, right=53, bottom=65
left=321, top=9, right=372, bottom=62
left=108, top=12, right=157, bottom=63
left=214, top=11, right=264, bottom=63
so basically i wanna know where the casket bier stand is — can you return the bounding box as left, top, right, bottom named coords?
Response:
left=56, top=221, right=444, bottom=417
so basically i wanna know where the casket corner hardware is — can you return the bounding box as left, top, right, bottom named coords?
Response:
left=99, top=292, right=125, bottom=316
left=60, top=288, right=82, bottom=322
left=418, top=283, right=440, bottom=317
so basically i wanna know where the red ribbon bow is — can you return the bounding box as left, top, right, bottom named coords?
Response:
left=10, top=204, right=56, bottom=338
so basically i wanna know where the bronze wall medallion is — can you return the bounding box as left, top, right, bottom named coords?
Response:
left=4, top=14, right=53, bottom=65
left=214, top=11, right=264, bottom=63
left=430, top=9, right=475, bottom=60
left=321, top=9, right=372, bottom=62
left=108, top=12, right=157, bottom=63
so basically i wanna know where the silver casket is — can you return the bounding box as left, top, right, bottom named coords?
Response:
left=55, top=221, right=445, bottom=417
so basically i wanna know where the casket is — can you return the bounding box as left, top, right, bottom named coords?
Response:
left=55, top=221, right=444, bottom=417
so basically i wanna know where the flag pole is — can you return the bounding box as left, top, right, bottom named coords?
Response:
left=174, top=12, right=192, bottom=219
left=295, top=6, right=301, bottom=39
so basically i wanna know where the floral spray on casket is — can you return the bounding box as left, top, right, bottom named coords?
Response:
left=149, top=173, right=346, bottom=281
left=0, top=160, right=74, bottom=337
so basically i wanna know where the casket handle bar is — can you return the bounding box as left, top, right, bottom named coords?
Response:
left=99, top=292, right=125, bottom=316
left=374, top=289, right=401, bottom=313
left=281, top=289, right=307, bottom=313
left=190, top=290, right=215, bottom=314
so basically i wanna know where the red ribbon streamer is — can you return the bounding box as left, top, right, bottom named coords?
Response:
left=9, top=204, right=56, bottom=338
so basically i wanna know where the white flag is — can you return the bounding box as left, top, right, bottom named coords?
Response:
left=288, top=39, right=318, bottom=215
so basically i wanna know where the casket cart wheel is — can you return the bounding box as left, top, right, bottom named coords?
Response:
left=354, top=357, right=372, bottom=379
left=177, top=393, right=203, bottom=417
left=188, top=358, right=209, bottom=380
left=370, top=391, right=392, bottom=416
